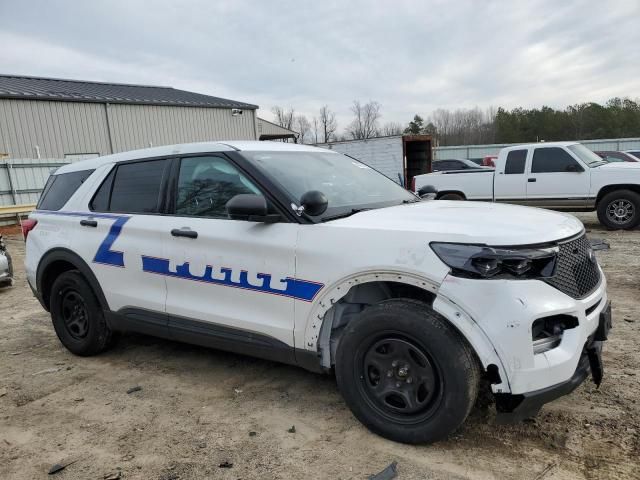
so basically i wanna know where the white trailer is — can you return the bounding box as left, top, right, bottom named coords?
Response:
left=316, top=135, right=433, bottom=189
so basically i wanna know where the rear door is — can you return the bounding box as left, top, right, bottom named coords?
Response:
left=73, top=158, right=171, bottom=335
left=525, top=147, right=591, bottom=208
left=159, top=154, right=299, bottom=357
left=493, top=149, right=528, bottom=204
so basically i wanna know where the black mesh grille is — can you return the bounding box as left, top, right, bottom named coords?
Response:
left=544, top=234, right=601, bottom=299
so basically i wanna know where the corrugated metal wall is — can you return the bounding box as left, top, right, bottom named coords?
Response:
left=319, top=136, right=404, bottom=183
left=0, top=99, right=111, bottom=158
left=434, top=137, right=640, bottom=160
left=0, top=99, right=257, bottom=159
left=107, top=103, right=257, bottom=152
left=0, top=158, right=67, bottom=206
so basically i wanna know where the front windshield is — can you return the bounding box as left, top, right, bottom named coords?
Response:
left=241, top=150, right=417, bottom=219
left=568, top=144, right=607, bottom=167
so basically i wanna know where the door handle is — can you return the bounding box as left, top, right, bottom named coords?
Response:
left=528, top=178, right=537, bottom=182
left=80, top=219, right=98, bottom=227
left=171, top=228, right=198, bottom=239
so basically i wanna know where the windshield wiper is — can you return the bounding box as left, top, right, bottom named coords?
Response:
left=321, top=208, right=371, bottom=222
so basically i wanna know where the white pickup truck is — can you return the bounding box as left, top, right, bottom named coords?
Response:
left=414, top=141, right=640, bottom=229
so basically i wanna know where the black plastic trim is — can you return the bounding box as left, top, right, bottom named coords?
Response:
left=36, top=248, right=109, bottom=312
left=106, top=307, right=324, bottom=372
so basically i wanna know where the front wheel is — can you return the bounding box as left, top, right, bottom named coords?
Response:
left=335, top=299, right=479, bottom=444
left=597, top=190, right=640, bottom=230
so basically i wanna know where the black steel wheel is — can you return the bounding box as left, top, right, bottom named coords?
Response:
left=335, top=299, right=479, bottom=444
left=359, top=337, right=442, bottom=422
left=50, top=270, right=115, bottom=356
left=597, top=190, right=640, bottom=230
left=60, top=289, right=90, bottom=339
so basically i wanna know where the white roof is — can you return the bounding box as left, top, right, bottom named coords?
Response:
left=500, top=141, right=579, bottom=152
left=57, top=141, right=333, bottom=174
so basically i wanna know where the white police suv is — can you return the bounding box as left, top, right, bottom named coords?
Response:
left=25, top=141, right=611, bottom=444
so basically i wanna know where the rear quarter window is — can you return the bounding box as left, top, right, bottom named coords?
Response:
left=37, top=170, right=94, bottom=211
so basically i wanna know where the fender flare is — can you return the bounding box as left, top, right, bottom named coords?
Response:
left=36, top=247, right=110, bottom=311
left=303, top=270, right=440, bottom=349
left=303, top=270, right=510, bottom=392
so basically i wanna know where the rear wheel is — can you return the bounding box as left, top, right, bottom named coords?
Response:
left=335, top=299, right=479, bottom=444
left=597, top=190, right=640, bottom=230
left=50, top=270, right=115, bottom=356
left=438, top=192, right=464, bottom=200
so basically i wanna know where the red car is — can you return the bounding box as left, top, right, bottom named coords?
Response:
left=595, top=151, right=639, bottom=163
left=481, top=155, right=498, bottom=167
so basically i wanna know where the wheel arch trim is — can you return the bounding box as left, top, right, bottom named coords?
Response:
left=36, top=248, right=109, bottom=312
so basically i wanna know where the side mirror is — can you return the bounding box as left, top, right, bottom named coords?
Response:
left=226, top=194, right=279, bottom=222
left=300, top=190, right=328, bottom=216
left=566, top=163, right=583, bottom=172
left=418, top=185, right=438, bottom=199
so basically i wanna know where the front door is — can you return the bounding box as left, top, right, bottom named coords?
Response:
left=158, top=155, right=299, bottom=357
left=525, top=147, right=591, bottom=209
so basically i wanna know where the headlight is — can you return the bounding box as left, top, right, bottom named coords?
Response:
left=430, top=242, right=557, bottom=279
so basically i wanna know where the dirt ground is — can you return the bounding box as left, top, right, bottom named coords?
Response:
left=0, top=212, right=638, bottom=480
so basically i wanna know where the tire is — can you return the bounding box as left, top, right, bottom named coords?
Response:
left=438, top=193, right=464, bottom=201
left=596, top=190, right=640, bottom=230
left=49, top=270, right=116, bottom=356
left=335, top=299, right=480, bottom=444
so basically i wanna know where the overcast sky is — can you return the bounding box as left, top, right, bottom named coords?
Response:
left=1, top=0, right=639, bottom=131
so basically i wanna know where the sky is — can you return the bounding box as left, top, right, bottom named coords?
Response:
left=1, top=0, right=639, bottom=132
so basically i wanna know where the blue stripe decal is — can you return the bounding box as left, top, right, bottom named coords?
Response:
left=34, top=210, right=324, bottom=302
left=93, top=216, right=130, bottom=267
left=142, top=256, right=324, bottom=302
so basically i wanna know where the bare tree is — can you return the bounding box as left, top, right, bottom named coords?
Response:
left=294, top=115, right=311, bottom=144
left=311, top=117, right=320, bottom=143
left=382, top=121, right=403, bottom=136
left=271, top=106, right=295, bottom=130
left=346, top=100, right=381, bottom=140
left=319, top=105, right=338, bottom=143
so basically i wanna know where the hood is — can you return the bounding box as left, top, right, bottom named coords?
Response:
left=326, top=200, right=583, bottom=246
left=599, top=162, right=640, bottom=169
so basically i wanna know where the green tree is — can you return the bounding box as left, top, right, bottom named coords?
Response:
left=404, top=114, right=425, bottom=135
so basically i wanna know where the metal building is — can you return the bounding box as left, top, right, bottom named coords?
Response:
left=0, top=74, right=261, bottom=159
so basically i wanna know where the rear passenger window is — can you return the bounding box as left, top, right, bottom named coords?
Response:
left=531, top=148, right=579, bottom=173
left=175, top=156, right=261, bottom=218
left=91, top=159, right=168, bottom=213
left=37, top=170, right=94, bottom=211
left=504, top=150, right=527, bottom=174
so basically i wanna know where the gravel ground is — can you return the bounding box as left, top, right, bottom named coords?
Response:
left=0, top=212, right=638, bottom=479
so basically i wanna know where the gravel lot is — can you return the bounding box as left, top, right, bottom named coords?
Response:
left=0, top=212, right=638, bottom=480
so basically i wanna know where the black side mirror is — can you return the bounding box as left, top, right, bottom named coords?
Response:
left=418, top=185, right=438, bottom=199
left=566, top=163, right=583, bottom=172
left=226, top=194, right=280, bottom=223
left=300, top=190, right=328, bottom=216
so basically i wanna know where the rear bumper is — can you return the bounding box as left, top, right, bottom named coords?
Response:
left=494, top=301, right=611, bottom=422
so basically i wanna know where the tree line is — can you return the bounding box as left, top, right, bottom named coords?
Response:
left=271, top=97, right=640, bottom=146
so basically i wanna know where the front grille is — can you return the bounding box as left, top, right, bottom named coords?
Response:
left=544, top=234, right=601, bottom=299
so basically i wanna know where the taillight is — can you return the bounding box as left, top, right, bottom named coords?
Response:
left=21, top=219, right=38, bottom=241
left=411, top=176, right=416, bottom=192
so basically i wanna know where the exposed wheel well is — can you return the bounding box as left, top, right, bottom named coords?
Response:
left=596, top=184, right=640, bottom=204
left=436, top=190, right=466, bottom=200
left=318, top=281, right=437, bottom=368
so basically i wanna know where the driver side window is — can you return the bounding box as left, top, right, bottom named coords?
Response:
left=531, top=148, right=581, bottom=173
left=175, top=156, right=262, bottom=218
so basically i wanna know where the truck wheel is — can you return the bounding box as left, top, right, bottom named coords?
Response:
left=438, top=193, right=464, bottom=200
left=49, top=270, right=116, bottom=356
left=335, top=299, right=479, bottom=444
left=597, top=190, right=640, bottom=230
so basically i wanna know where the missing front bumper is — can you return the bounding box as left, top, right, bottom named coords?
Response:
left=494, top=301, right=611, bottom=423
